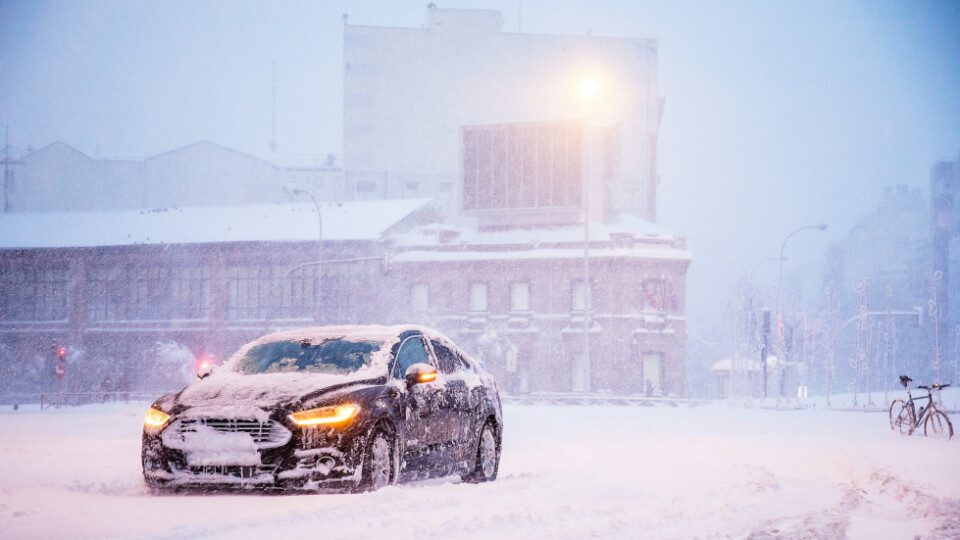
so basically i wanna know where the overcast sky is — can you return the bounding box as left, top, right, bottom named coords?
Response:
left=2, top=0, right=959, bottom=334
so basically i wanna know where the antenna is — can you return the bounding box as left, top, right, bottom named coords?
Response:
left=269, top=61, right=277, bottom=159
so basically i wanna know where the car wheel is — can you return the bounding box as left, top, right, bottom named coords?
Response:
left=360, top=428, right=393, bottom=491
left=143, top=477, right=170, bottom=493
left=463, top=420, right=499, bottom=483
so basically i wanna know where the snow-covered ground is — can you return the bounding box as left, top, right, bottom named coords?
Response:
left=1, top=393, right=958, bottom=539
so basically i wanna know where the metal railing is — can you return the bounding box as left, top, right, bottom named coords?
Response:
left=0, top=391, right=171, bottom=410
left=501, top=392, right=714, bottom=407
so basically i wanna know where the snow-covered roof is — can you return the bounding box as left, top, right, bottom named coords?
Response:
left=394, top=212, right=680, bottom=247
left=391, top=212, right=690, bottom=263
left=0, top=199, right=431, bottom=249
left=394, top=247, right=691, bottom=263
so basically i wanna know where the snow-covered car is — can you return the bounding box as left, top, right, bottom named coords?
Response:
left=141, top=324, right=502, bottom=491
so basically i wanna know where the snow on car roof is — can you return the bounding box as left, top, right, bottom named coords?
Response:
left=0, top=199, right=430, bottom=248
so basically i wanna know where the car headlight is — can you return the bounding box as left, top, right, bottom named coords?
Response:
left=289, top=404, right=360, bottom=427
left=144, top=407, right=171, bottom=428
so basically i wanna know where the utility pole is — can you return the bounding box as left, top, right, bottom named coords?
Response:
left=884, top=285, right=892, bottom=406
left=761, top=307, right=771, bottom=399
left=2, top=127, right=24, bottom=213
left=931, top=271, right=942, bottom=383
left=824, top=283, right=836, bottom=407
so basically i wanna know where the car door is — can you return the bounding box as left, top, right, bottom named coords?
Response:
left=393, top=334, right=447, bottom=475
left=430, top=339, right=471, bottom=448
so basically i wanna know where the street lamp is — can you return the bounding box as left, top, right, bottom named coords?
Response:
left=778, top=224, right=827, bottom=307
left=292, top=188, right=323, bottom=320
left=776, top=223, right=827, bottom=397
left=577, top=76, right=601, bottom=393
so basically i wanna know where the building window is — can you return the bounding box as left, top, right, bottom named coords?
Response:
left=412, top=283, right=429, bottom=313
left=642, top=352, right=664, bottom=396
left=86, top=262, right=210, bottom=321
left=571, top=280, right=586, bottom=311
left=469, top=282, right=488, bottom=312
left=0, top=263, right=69, bottom=322
left=86, top=264, right=128, bottom=321
left=462, top=121, right=583, bottom=211
left=357, top=180, right=378, bottom=193
left=131, top=264, right=172, bottom=320
left=227, top=263, right=317, bottom=321
left=511, top=282, right=530, bottom=311
left=171, top=266, right=210, bottom=320
left=641, top=279, right=670, bottom=312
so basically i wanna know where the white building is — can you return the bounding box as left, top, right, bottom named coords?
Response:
left=344, top=7, right=664, bottom=221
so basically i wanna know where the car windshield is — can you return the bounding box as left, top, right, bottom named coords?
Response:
left=236, top=338, right=383, bottom=375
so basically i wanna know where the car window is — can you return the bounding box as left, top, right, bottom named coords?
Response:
left=236, top=338, right=381, bottom=375
left=391, top=335, right=429, bottom=379
left=431, top=340, right=458, bottom=375
left=455, top=352, right=475, bottom=373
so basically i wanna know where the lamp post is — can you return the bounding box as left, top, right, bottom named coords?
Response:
left=577, top=77, right=600, bottom=393
left=776, top=223, right=827, bottom=397
left=292, top=189, right=323, bottom=321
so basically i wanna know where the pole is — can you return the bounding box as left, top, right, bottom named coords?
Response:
left=777, top=224, right=827, bottom=398
left=580, top=137, right=592, bottom=393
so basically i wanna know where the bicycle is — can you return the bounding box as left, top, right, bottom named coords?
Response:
left=889, top=375, right=953, bottom=440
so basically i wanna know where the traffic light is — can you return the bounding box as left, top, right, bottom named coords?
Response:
left=58, top=347, right=67, bottom=359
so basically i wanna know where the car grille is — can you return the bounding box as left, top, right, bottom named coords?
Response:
left=163, top=417, right=292, bottom=449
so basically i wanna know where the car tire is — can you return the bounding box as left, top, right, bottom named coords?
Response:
left=359, top=426, right=394, bottom=491
left=463, top=420, right=499, bottom=483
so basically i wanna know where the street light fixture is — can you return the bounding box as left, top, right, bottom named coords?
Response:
left=775, top=223, right=827, bottom=398
left=778, top=224, right=827, bottom=307
left=293, top=188, right=323, bottom=320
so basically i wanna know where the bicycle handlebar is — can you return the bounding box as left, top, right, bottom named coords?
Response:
left=916, top=383, right=951, bottom=390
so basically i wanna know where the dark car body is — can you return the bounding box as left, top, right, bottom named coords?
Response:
left=141, top=324, right=502, bottom=491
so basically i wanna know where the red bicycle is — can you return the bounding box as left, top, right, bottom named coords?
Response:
left=889, top=375, right=953, bottom=440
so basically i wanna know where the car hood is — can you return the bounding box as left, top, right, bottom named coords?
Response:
left=173, top=371, right=377, bottom=410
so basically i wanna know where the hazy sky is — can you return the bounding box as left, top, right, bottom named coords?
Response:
left=2, top=0, right=959, bottom=334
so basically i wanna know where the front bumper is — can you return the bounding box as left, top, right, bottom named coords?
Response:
left=142, top=408, right=367, bottom=490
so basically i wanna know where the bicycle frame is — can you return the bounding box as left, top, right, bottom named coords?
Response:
left=903, top=386, right=934, bottom=426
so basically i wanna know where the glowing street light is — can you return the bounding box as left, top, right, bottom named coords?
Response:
left=580, top=77, right=600, bottom=99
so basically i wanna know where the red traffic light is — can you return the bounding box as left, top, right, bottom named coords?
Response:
left=58, top=348, right=67, bottom=357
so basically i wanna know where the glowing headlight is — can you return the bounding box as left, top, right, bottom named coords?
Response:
left=289, top=404, right=359, bottom=427
left=144, top=407, right=171, bottom=428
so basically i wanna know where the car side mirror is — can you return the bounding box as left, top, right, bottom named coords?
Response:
left=405, top=363, right=437, bottom=387
left=197, top=364, right=215, bottom=381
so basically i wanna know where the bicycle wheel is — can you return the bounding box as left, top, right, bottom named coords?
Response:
left=924, top=410, right=954, bottom=440
left=889, top=399, right=907, bottom=430
left=894, top=402, right=916, bottom=435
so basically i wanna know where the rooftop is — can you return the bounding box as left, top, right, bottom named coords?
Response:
left=0, top=199, right=431, bottom=249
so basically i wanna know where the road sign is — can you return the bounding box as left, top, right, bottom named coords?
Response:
left=55, top=362, right=65, bottom=379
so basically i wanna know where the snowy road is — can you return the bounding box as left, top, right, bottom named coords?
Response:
left=1, top=398, right=958, bottom=539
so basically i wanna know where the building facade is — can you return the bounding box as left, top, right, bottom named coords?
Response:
left=0, top=202, right=689, bottom=396
left=931, top=151, right=960, bottom=379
